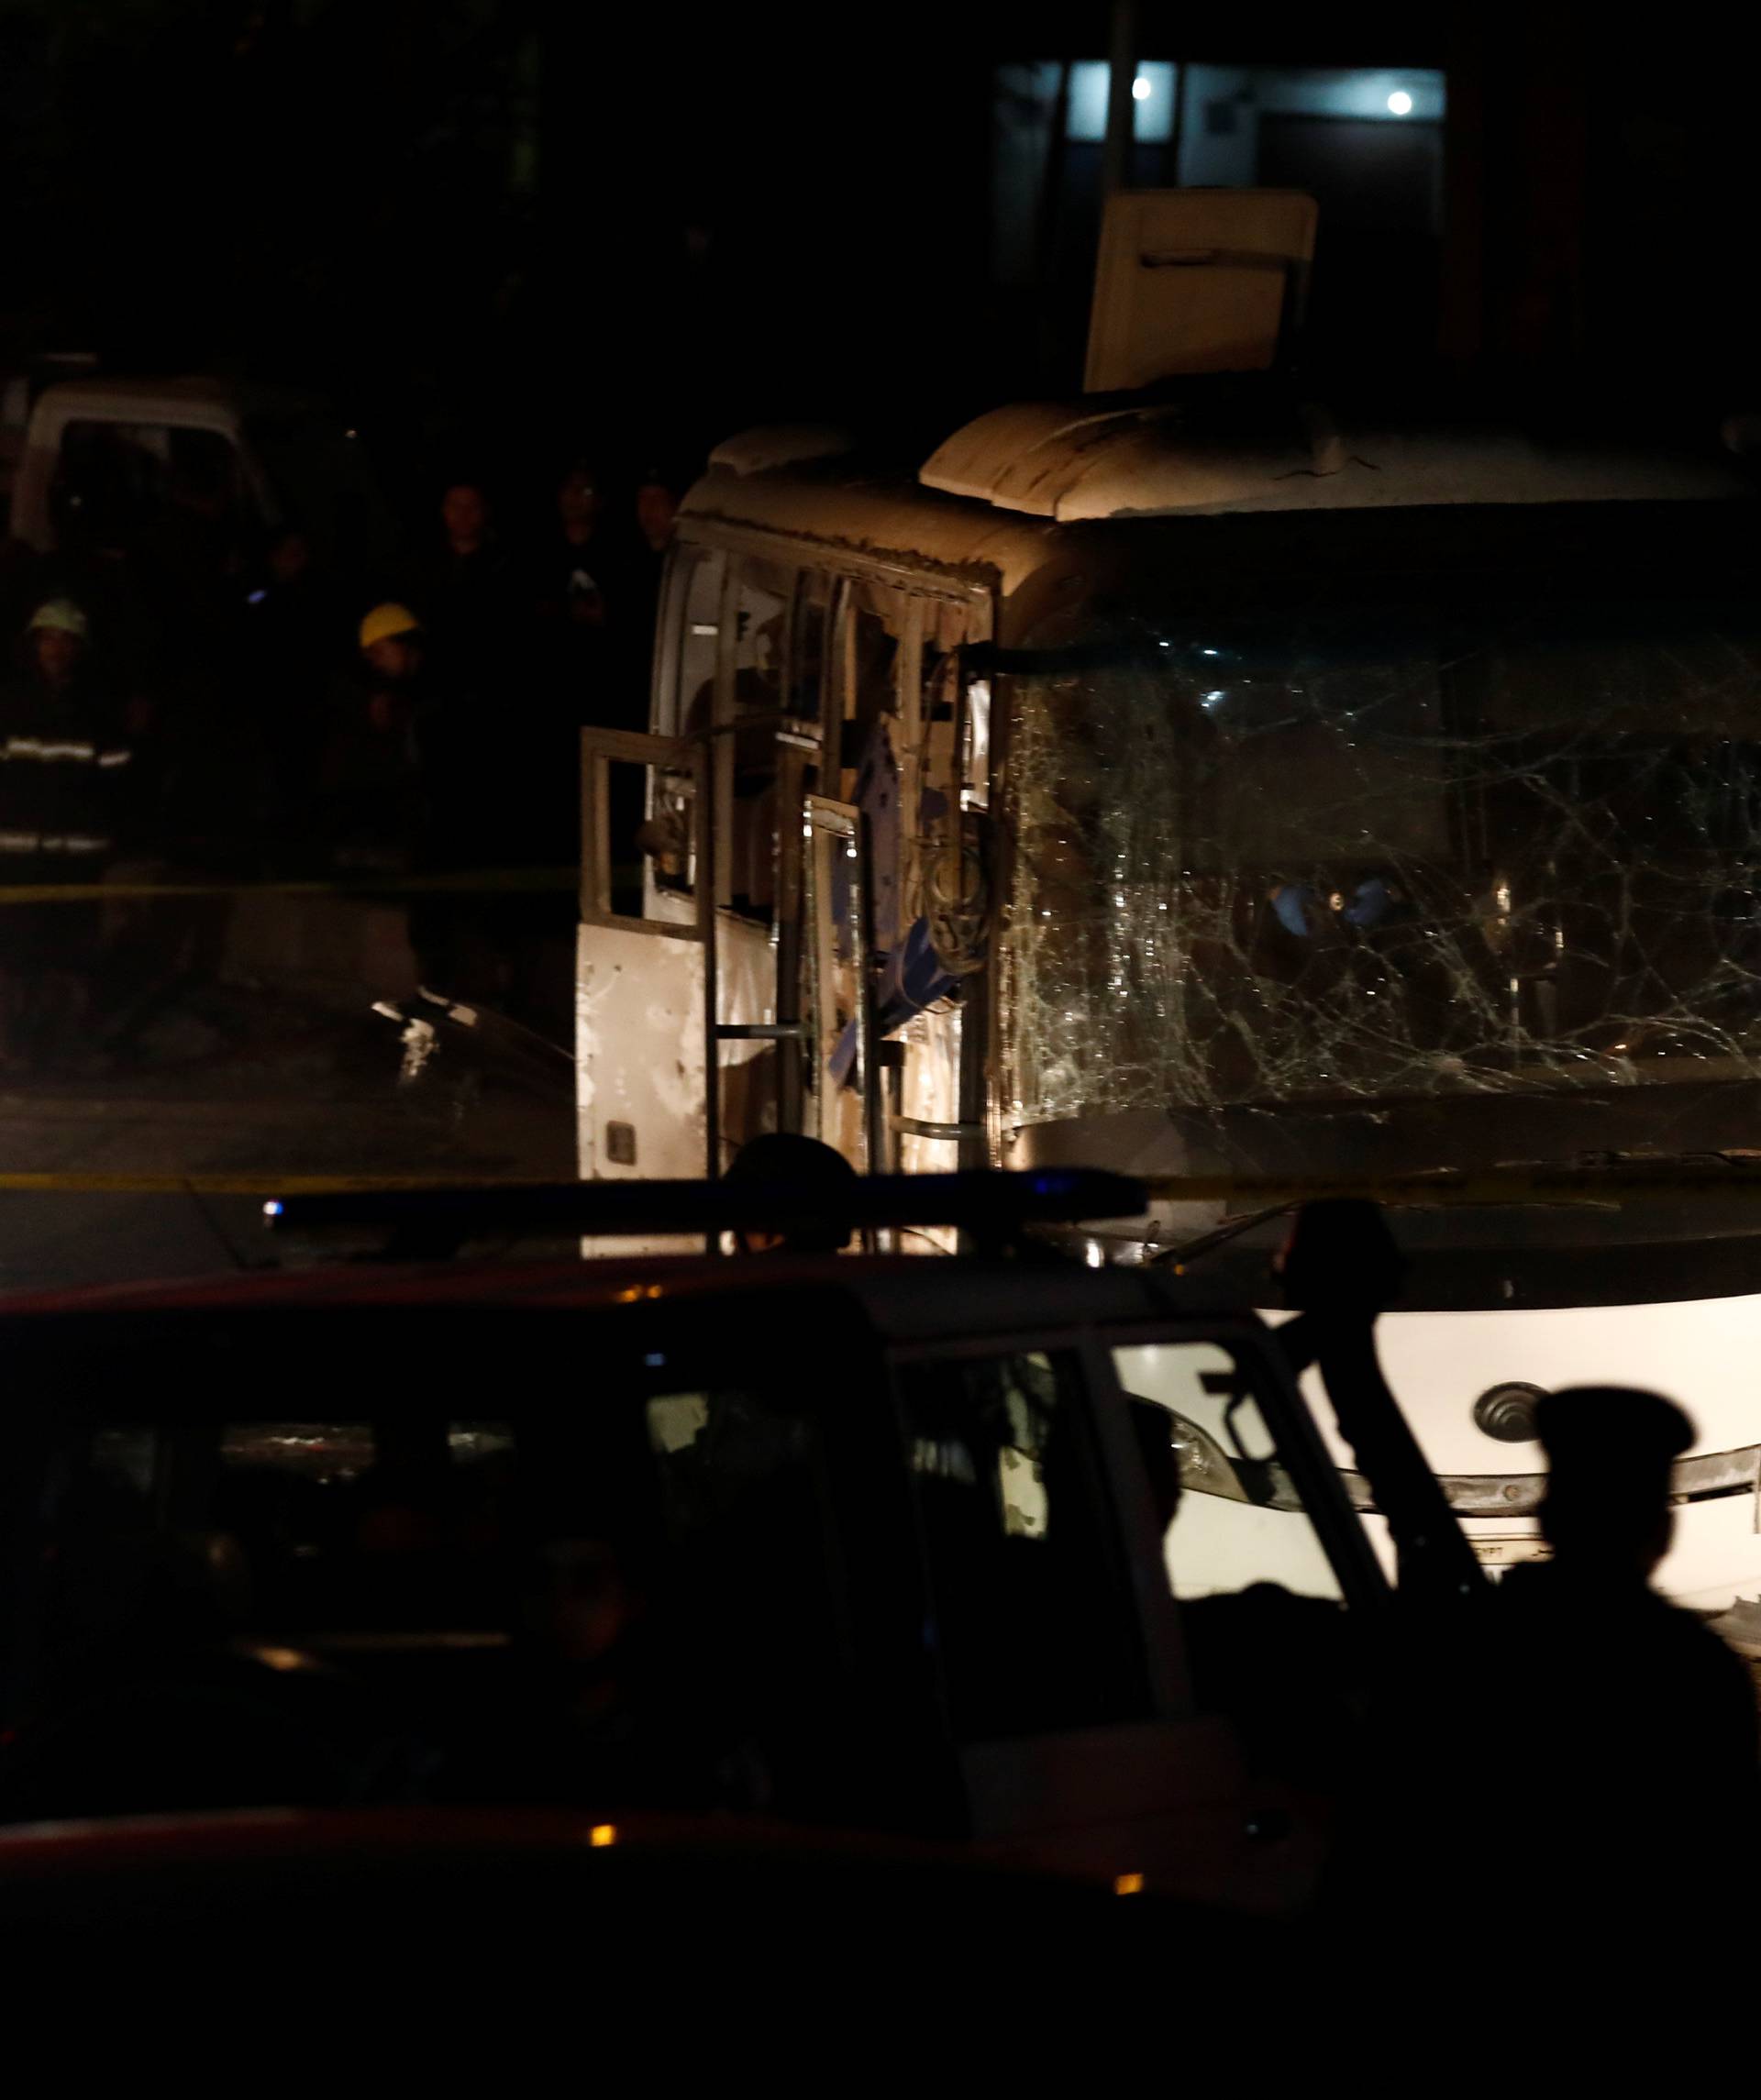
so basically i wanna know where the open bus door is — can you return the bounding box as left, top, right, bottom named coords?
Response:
left=576, top=725, right=711, bottom=1201
left=576, top=540, right=996, bottom=1209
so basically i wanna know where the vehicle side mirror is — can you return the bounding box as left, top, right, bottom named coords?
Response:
left=1275, top=1199, right=1404, bottom=1315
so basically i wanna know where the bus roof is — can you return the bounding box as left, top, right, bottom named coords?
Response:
left=920, top=399, right=1752, bottom=522
left=683, top=404, right=1751, bottom=604
left=680, top=455, right=1058, bottom=598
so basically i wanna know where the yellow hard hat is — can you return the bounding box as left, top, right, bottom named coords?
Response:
left=359, top=602, right=422, bottom=651
left=28, top=598, right=88, bottom=641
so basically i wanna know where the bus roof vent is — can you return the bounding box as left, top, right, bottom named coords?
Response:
left=707, top=426, right=856, bottom=476
left=1083, top=189, right=1318, bottom=392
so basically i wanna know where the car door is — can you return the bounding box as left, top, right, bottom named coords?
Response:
left=889, top=1332, right=1273, bottom=1908
left=1101, top=1318, right=1391, bottom=1909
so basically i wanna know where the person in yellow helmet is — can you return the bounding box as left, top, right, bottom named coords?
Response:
left=358, top=602, right=424, bottom=691
left=319, top=603, right=430, bottom=874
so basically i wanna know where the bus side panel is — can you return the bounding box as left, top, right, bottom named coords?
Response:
left=576, top=920, right=706, bottom=1184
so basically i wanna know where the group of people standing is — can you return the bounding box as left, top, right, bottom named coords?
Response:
left=0, top=455, right=684, bottom=1067
left=271, top=458, right=679, bottom=876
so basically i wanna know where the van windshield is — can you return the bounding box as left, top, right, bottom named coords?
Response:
left=1006, top=509, right=1761, bottom=1128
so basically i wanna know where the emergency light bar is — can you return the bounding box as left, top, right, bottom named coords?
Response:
left=263, top=1167, right=1148, bottom=1243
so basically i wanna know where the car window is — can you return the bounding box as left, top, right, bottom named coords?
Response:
left=52, top=419, right=246, bottom=549
left=10, top=1387, right=858, bottom=1827
left=1113, top=1339, right=1344, bottom=1603
left=893, top=1348, right=1150, bottom=1742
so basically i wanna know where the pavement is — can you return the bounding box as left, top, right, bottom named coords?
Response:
left=0, top=958, right=576, bottom=1293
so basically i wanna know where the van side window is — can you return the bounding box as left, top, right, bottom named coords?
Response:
left=894, top=1349, right=1149, bottom=1741
left=1113, top=1339, right=1344, bottom=1602
left=52, top=422, right=243, bottom=555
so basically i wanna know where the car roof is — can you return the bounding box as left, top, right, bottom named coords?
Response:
left=32, top=373, right=314, bottom=424
left=0, top=1252, right=1246, bottom=1347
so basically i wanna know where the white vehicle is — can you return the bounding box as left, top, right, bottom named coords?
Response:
left=6, top=372, right=396, bottom=574
left=577, top=191, right=1761, bottom=1628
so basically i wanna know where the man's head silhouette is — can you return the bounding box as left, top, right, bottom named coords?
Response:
left=1534, top=1386, right=1694, bottom=1579
left=724, top=1132, right=858, bottom=1254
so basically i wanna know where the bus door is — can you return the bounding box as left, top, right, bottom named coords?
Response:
left=893, top=598, right=993, bottom=1183
left=800, top=580, right=994, bottom=1190
left=802, top=793, right=878, bottom=1169
left=576, top=723, right=709, bottom=1199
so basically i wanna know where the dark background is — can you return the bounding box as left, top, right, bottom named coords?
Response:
left=0, top=2, right=1755, bottom=484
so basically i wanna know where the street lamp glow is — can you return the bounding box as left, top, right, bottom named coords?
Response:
left=1387, top=90, right=1413, bottom=116
left=1132, top=75, right=1152, bottom=102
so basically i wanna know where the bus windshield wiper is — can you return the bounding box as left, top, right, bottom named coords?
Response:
left=1148, top=1203, right=1295, bottom=1271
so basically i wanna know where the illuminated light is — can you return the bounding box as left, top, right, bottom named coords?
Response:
left=252, top=1644, right=313, bottom=1674
left=1113, top=1872, right=1145, bottom=1896
left=345, top=427, right=359, bottom=439
left=1387, top=90, right=1413, bottom=116
left=1085, top=1240, right=1106, bottom=1269
left=1132, top=75, right=1152, bottom=102
left=644, top=1352, right=666, bottom=1367
left=589, top=1823, right=617, bottom=1848
left=262, top=1199, right=283, bottom=1219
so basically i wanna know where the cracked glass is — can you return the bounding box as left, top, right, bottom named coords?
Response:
left=1003, top=504, right=1761, bottom=1133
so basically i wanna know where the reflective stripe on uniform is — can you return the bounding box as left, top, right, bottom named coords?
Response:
left=2, top=738, right=99, bottom=763
left=0, top=834, right=116, bottom=856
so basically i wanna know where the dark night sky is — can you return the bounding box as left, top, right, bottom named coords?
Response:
left=0, top=2, right=1756, bottom=477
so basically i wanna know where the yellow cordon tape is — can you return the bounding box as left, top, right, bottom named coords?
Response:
left=0, top=1171, right=549, bottom=1198
left=0, top=867, right=580, bottom=905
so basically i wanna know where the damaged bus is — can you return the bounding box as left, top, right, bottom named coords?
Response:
left=576, top=191, right=1761, bottom=1633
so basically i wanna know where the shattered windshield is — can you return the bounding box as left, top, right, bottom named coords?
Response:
left=1004, top=503, right=1761, bottom=1129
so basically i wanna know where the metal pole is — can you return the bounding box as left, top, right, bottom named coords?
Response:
left=1101, top=0, right=1138, bottom=198
left=1166, top=59, right=1189, bottom=186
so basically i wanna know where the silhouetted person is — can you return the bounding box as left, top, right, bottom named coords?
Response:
left=245, top=527, right=349, bottom=851
left=0, top=600, right=140, bottom=1070
left=1489, top=1388, right=1757, bottom=1938
left=324, top=602, right=430, bottom=873
left=622, top=464, right=681, bottom=699
left=724, top=1132, right=858, bottom=1254
left=1342, top=1385, right=1760, bottom=2015
left=532, top=459, right=639, bottom=729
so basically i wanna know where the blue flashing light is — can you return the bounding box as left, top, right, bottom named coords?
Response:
left=263, top=1199, right=283, bottom=1218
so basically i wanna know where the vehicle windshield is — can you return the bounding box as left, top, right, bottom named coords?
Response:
left=1007, top=503, right=1761, bottom=1134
